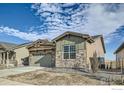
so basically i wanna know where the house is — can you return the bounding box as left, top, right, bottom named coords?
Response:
left=52, top=31, right=106, bottom=71
left=114, top=42, right=124, bottom=69
left=0, top=41, right=17, bottom=67
left=27, top=39, right=55, bottom=67
left=0, top=31, right=106, bottom=71
left=13, top=42, right=31, bottom=66
left=105, top=60, right=116, bottom=69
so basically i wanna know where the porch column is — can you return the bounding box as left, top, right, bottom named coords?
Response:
left=3, top=52, right=5, bottom=64
left=0, top=53, right=2, bottom=64
left=1, top=53, right=3, bottom=64
left=6, top=52, right=9, bottom=67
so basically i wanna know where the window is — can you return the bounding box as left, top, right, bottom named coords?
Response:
left=63, top=45, right=76, bottom=59
left=98, top=57, right=104, bottom=63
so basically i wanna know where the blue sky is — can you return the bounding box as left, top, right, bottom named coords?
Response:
left=0, top=3, right=123, bottom=60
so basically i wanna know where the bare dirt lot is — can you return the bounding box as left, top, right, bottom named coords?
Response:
left=5, top=70, right=103, bottom=85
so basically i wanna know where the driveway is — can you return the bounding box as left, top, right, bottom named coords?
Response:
left=0, top=66, right=43, bottom=85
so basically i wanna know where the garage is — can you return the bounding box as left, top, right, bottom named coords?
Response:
left=30, top=53, right=55, bottom=67
left=27, top=39, right=55, bottom=67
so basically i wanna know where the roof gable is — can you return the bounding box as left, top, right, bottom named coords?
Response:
left=52, top=31, right=94, bottom=43
left=114, top=42, right=124, bottom=54
left=27, top=39, right=55, bottom=50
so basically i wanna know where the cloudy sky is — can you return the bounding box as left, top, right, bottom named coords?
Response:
left=0, top=3, right=124, bottom=60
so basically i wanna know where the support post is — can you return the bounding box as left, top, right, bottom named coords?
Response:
left=121, top=59, right=123, bottom=74
left=6, top=52, right=9, bottom=67
left=3, top=53, right=5, bottom=64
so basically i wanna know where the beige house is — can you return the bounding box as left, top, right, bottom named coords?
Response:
left=52, top=31, right=106, bottom=71
left=0, top=42, right=17, bottom=68
left=114, top=42, right=124, bottom=69
left=105, top=60, right=116, bottom=69
left=13, top=43, right=31, bottom=66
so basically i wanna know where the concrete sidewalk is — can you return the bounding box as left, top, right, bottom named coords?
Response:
left=0, top=66, right=43, bottom=77
left=0, top=66, right=43, bottom=85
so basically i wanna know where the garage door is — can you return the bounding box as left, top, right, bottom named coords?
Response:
left=30, top=54, right=55, bottom=67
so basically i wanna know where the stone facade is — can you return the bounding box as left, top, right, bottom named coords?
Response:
left=56, top=49, right=87, bottom=69
left=54, top=33, right=90, bottom=70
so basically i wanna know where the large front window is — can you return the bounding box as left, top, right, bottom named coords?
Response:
left=63, top=45, right=76, bottom=59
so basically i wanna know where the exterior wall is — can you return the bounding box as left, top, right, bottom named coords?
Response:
left=14, top=46, right=29, bottom=66
left=116, top=48, right=124, bottom=69
left=86, top=37, right=105, bottom=70
left=55, top=35, right=87, bottom=69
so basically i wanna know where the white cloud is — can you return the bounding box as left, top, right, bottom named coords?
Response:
left=84, top=4, right=124, bottom=36
left=0, top=26, right=52, bottom=41
left=1, top=4, right=124, bottom=44
left=31, top=4, right=124, bottom=43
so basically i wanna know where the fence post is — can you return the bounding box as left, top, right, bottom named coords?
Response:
left=108, top=76, right=111, bottom=85
left=121, top=75, right=123, bottom=84
left=121, top=59, right=123, bottom=74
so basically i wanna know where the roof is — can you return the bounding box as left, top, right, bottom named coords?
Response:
left=114, top=42, right=124, bottom=54
left=92, top=35, right=102, bottom=39
left=0, top=41, right=17, bottom=51
left=13, top=42, right=32, bottom=50
left=92, top=35, right=106, bottom=53
left=27, top=39, right=55, bottom=49
left=52, top=31, right=94, bottom=43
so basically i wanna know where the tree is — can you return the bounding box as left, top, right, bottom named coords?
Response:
left=90, top=51, right=99, bottom=73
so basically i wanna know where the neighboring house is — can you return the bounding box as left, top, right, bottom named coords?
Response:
left=13, top=42, right=31, bottom=66
left=114, top=42, right=124, bottom=69
left=27, top=39, right=55, bottom=67
left=105, top=60, right=116, bottom=69
left=52, top=31, right=106, bottom=71
left=0, top=41, right=17, bottom=67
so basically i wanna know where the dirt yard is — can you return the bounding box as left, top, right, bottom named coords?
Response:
left=5, top=70, right=103, bottom=85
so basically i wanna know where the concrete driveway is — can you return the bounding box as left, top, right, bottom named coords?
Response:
left=0, top=66, right=43, bottom=85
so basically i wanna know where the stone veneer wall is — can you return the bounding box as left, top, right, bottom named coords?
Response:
left=56, top=49, right=87, bottom=69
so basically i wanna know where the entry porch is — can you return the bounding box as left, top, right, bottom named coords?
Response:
left=0, top=50, right=17, bottom=68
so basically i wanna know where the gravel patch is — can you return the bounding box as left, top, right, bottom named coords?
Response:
left=5, top=70, right=102, bottom=85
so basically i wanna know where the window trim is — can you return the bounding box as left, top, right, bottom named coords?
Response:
left=63, top=45, right=76, bottom=59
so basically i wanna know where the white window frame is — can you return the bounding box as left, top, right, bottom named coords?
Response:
left=63, top=45, right=76, bottom=59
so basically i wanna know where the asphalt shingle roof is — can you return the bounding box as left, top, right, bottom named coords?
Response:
left=0, top=41, right=17, bottom=51
left=114, top=42, right=124, bottom=54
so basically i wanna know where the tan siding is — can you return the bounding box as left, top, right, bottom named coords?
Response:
left=116, top=48, right=124, bottom=68
left=86, top=37, right=105, bottom=69
left=105, top=61, right=116, bottom=69
left=14, top=46, right=29, bottom=66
